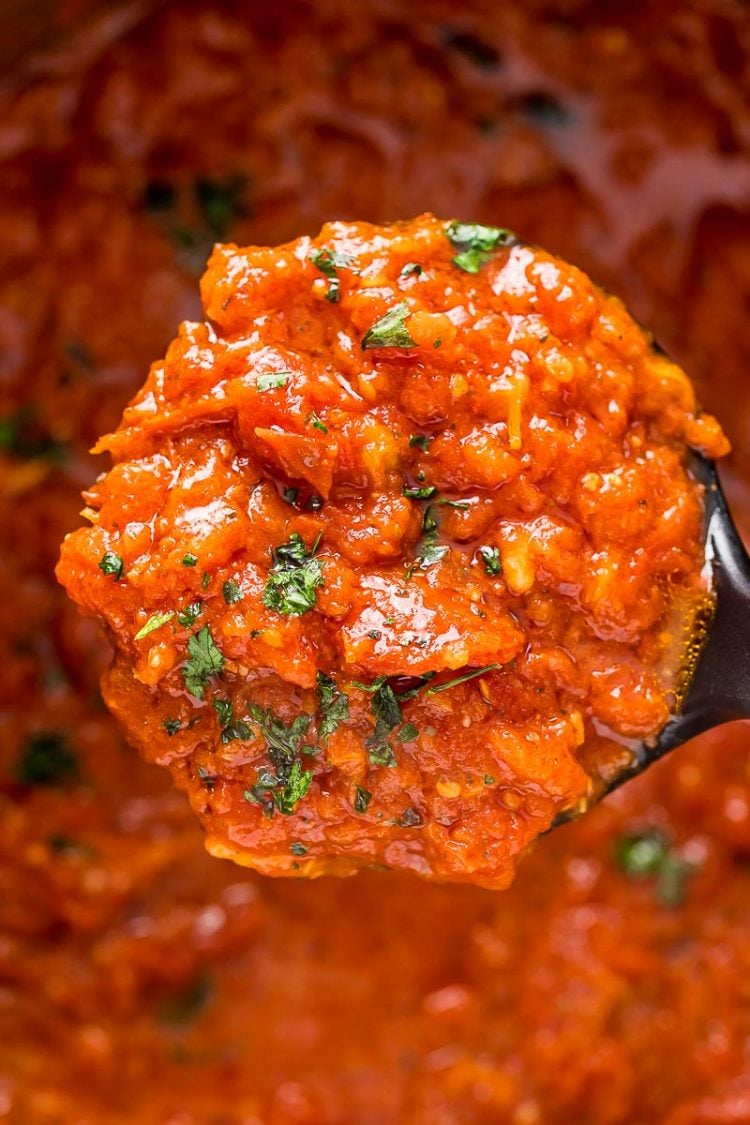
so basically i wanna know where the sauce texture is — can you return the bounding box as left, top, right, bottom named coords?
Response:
left=58, top=214, right=726, bottom=887
left=2, top=1, right=750, bottom=1121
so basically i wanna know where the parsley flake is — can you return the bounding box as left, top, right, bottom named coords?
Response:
left=163, top=718, right=182, bottom=736
left=182, top=626, right=224, bottom=700
left=212, top=697, right=253, bottom=743
left=408, top=434, right=431, bottom=450
left=181, top=553, right=198, bottom=567
left=177, top=601, right=202, bottom=627
left=399, top=262, right=422, bottom=279
left=615, top=831, right=695, bottom=908
left=479, top=545, right=502, bottom=575
left=243, top=705, right=315, bottom=816
left=361, top=301, right=416, bottom=349
left=134, top=610, right=175, bottom=641
left=354, top=786, right=372, bottom=814
left=308, top=411, right=328, bottom=433
left=290, top=841, right=308, bottom=856
left=263, top=532, right=324, bottom=617
left=426, top=664, right=500, bottom=695
left=256, top=371, right=291, bottom=393
left=98, top=551, right=124, bottom=581
left=446, top=220, right=516, bottom=274
left=403, top=485, right=438, bottom=500
left=16, top=732, right=79, bottom=787
left=309, top=246, right=352, bottom=302
left=222, top=579, right=244, bottom=605
left=317, top=672, right=349, bottom=741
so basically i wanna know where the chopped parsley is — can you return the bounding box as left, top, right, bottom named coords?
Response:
left=361, top=301, right=416, bottom=349
left=484, top=774, right=496, bottom=786
left=256, top=371, right=291, bottom=393
left=182, top=626, right=224, bottom=700
left=446, top=220, right=516, bottom=274
left=355, top=677, right=407, bottom=767
left=308, top=411, right=328, bottom=433
left=282, top=487, right=299, bottom=505
left=134, top=610, right=175, bottom=641
left=403, top=485, right=438, bottom=500
left=202, top=572, right=211, bottom=590
left=243, top=705, right=315, bottom=816
left=399, top=262, right=422, bottom=279
left=197, top=766, right=216, bottom=791
left=163, top=718, right=182, bottom=737
left=317, top=671, right=349, bottom=741
left=16, top=732, right=79, bottom=787
left=426, top=664, right=500, bottom=695
left=262, top=532, right=324, bottom=617
left=414, top=505, right=448, bottom=568
left=397, top=722, right=419, bottom=743
left=181, top=553, right=198, bottom=567
left=354, top=786, right=373, bottom=814
left=479, top=545, right=502, bottom=575
left=195, top=174, right=247, bottom=240
left=177, top=600, right=202, bottom=627
left=158, top=969, right=214, bottom=1027
left=309, top=246, right=352, bottom=302
left=222, top=579, right=244, bottom=605
left=212, top=697, right=253, bottom=743
left=408, top=434, right=431, bottom=450
left=442, top=28, right=501, bottom=69
left=98, top=551, right=124, bottom=581
left=290, top=841, right=308, bottom=856
left=615, top=830, right=695, bottom=908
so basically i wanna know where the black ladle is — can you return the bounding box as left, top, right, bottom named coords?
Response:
left=558, top=454, right=750, bottom=821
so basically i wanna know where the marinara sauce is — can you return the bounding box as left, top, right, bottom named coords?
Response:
left=2, top=2, right=750, bottom=1121
left=58, top=214, right=726, bottom=887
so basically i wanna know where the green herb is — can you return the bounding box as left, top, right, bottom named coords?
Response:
left=213, top=697, right=253, bottom=743
left=158, top=970, right=214, bottom=1027
left=263, top=532, right=324, bottom=617
left=163, top=718, right=182, bottom=736
left=222, top=579, right=244, bottom=605
left=433, top=338, right=442, bottom=349
left=290, top=841, right=308, bottom=856
left=317, top=672, right=349, bottom=741
left=182, top=626, right=224, bottom=700
left=98, top=551, right=124, bottom=581
left=256, top=370, right=291, bottom=393
left=201, top=572, right=211, bottom=590
left=403, top=485, right=438, bottom=500
left=16, top=732, right=79, bottom=787
left=134, top=610, right=175, bottom=641
left=399, top=262, right=422, bottom=279
left=243, top=704, right=315, bottom=816
left=0, top=406, right=68, bottom=463
left=479, top=545, right=502, bottom=576
left=197, top=766, right=216, bottom=791
left=308, top=411, right=328, bottom=433
left=408, top=434, right=431, bottom=450
left=282, top=487, right=299, bottom=505
left=361, top=301, right=416, bottom=349
left=484, top=774, right=496, bottom=786
left=446, top=220, right=516, bottom=274
left=397, top=807, right=424, bottom=828
left=309, top=246, right=352, bottom=302
left=355, top=677, right=401, bottom=767
left=615, top=830, right=694, bottom=907
left=414, top=505, right=448, bottom=568
left=426, top=664, right=499, bottom=695
left=195, top=175, right=247, bottom=239
left=181, top=553, right=198, bottom=567
left=305, top=494, right=324, bottom=512
left=177, top=601, right=202, bottom=627
left=354, top=786, right=372, bottom=814
left=398, top=722, right=419, bottom=742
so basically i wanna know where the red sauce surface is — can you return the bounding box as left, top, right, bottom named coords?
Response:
left=58, top=214, right=725, bottom=887
left=2, top=2, right=750, bottom=1121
